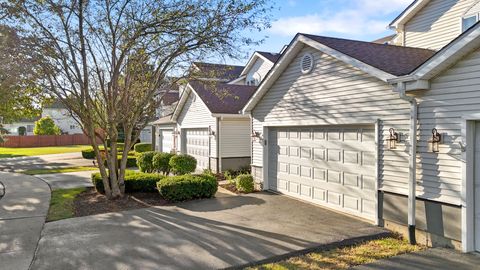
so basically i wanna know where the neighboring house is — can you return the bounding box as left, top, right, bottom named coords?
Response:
left=42, top=100, right=83, bottom=134
left=229, top=51, right=281, bottom=86
left=168, top=55, right=280, bottom=172
left=2, top=117, right=39, bottom=135
left=242, top=0, right=480, bottom=253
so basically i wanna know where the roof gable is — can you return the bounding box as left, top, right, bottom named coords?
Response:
left=239, top=51, right=281, bottom=77
left=394, top=20, right=480, bottom=82
left=389, top=0, right=431, bottom=30
left=243, top=33, right=436, bottom=112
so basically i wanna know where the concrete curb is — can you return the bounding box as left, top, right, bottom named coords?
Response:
left=225, top=231, right=394, bottom=270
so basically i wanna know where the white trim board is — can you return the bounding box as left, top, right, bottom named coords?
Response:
left=461, top=114, right=480, bottom=252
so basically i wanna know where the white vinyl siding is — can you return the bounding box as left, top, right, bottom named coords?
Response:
left=403, top=0, right=475, bottom=50
left=251, top=46, right=415, bottom=200
left=176, top=91, right=217, bottom=157
left=412, top=48, right=480, bottom=205
left=245, top=58, right=274, bottom=86
left=219, top=118, right=251, bottom=157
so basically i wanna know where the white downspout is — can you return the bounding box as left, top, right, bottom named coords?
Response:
left=398, top=82, right=417, bottom=245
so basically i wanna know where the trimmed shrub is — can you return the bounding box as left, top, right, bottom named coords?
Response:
left=92, top=170, right=164, bottom=193
left=153, top=152, right=175, bottom=175
left=157, top=173, right=217, bottom=202
left=169, top=154, right=197, bottom=175
left=235, top=174, right=254, bottom=193
left=81, top=148, right=95, bottom=159
left=137, top=151, right=156, bottom=172
left=103, top=155, right=137, bottom=168
left=134, top=143, right=152, bottom=153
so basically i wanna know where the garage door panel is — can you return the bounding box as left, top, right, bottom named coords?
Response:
left=269, top=125, right=377, bottom=221
left=184, top=128, right=209, bottom=170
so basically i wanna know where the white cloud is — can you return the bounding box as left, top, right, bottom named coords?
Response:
left=270, top=0, right=411, bottom=37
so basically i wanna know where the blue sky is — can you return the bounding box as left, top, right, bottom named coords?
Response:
left=231, top=0, right=413, bottom=64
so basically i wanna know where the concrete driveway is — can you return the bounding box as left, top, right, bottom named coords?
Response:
left=31, top=190, right=388, bottom=270
left=35, top=170, right=96, bottom=190
left=0, top=152, right=93, bottom=172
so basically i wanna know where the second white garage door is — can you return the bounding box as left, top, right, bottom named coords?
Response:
left=159, top=129, right=174, bottom=153
left=184, top=128, right=210, bottom=170
left=268, top=125, right=377, bottom=220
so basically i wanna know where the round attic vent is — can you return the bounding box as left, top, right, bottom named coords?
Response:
left=300, top=53, right=314, bottom=74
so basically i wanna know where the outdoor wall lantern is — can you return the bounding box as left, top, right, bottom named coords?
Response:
left=251, top=130, right=263, bottom=142
left=208, top=126, right=215, bottom=136
left=388, top=128, right=400, bottom=150
left=429, top=128, right=442, bottom=153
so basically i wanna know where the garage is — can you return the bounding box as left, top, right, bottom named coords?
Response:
left=158, top=129, right=174, bottom=153
left=183, top=128, right=210, bottom=170
left=268, top=125, right=377, bottom=221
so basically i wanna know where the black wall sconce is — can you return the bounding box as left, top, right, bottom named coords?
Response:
left=208, top=126, right=215, bottom=136
left=251, top=130, right=264, bottom=142
left=388, top=128, right=400, bottom=150
left=430, top=128, right=442, bottom=153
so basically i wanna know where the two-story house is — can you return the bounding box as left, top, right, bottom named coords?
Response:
left=242, top=0, right=480, bottom=252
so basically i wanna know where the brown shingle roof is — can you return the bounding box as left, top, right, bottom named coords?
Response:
left=193, top=62, right=244, bottom=81
left=160, top=91, right=179, bottom=106
left=189, top=81, right=257, bottom=114
left=303, top=34, right=436, bottom=76
left=257, top=51, right=281, bottom=63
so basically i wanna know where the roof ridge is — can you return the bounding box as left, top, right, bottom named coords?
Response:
left=193, top=61, right=244, bottom=68
left=300, top=33, right=436, bottom=53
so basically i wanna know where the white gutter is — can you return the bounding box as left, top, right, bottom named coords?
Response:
left=397, top=82, right=418, bottom=245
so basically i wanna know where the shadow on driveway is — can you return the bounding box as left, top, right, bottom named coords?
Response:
left=31, top=191, right=388, bottom=270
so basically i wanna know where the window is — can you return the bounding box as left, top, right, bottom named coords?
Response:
left=70, top=125, right=76, bottom=130
left=462, top=15, right=478, bottom=32
left=26, top=125, right=33, bottom=132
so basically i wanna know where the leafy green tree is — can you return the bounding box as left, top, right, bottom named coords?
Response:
left=2, top=0, right=272, bottom=199
left=0, top=25, right=48, bottom=123
left=33, top=116, right=62, bottom=135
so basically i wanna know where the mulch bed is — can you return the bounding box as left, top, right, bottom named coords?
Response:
left=219, top=182, right=240, bottom=194
left=73, top=188, right=168, bottom=218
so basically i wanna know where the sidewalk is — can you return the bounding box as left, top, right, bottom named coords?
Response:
left=351, top=247, right=480, bottom=270
left=0, top=172, right=51, bottom=270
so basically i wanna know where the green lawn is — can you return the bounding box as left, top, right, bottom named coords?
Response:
left=21, top=166, right=98, bottom=175
left=47, top=187, right=86, bottom=222
left=0, top=145, right=91, bottom=158
left=248, top=237, right=425, bottom=270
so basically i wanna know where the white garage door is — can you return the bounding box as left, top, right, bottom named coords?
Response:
left=184, top=128, right=210, bottom=170
left=268, top=125, right=377, bottom=220
left=474, top=121, right=480, bottom=251
left=159, top=129, right=174, bottom=153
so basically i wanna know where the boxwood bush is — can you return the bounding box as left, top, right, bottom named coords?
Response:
left=169, top=154, right=197, bottom=175
left=91, top=170, right=164, bottom=193
left=153, top=152, right=175, bottom=175
left=157, top=173, right=217, bottom=202
left=137, top=151, right=156, bottom=172
left=103, top=155, right=137, bottom=168
left=235, top=174, right=255, bottom=193
left=81, top=148, right=95, bottom=159
left=134, top=143, right=152, bottom=153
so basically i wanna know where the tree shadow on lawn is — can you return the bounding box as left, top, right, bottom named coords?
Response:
left=0, top=153, right=26, bottom=159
